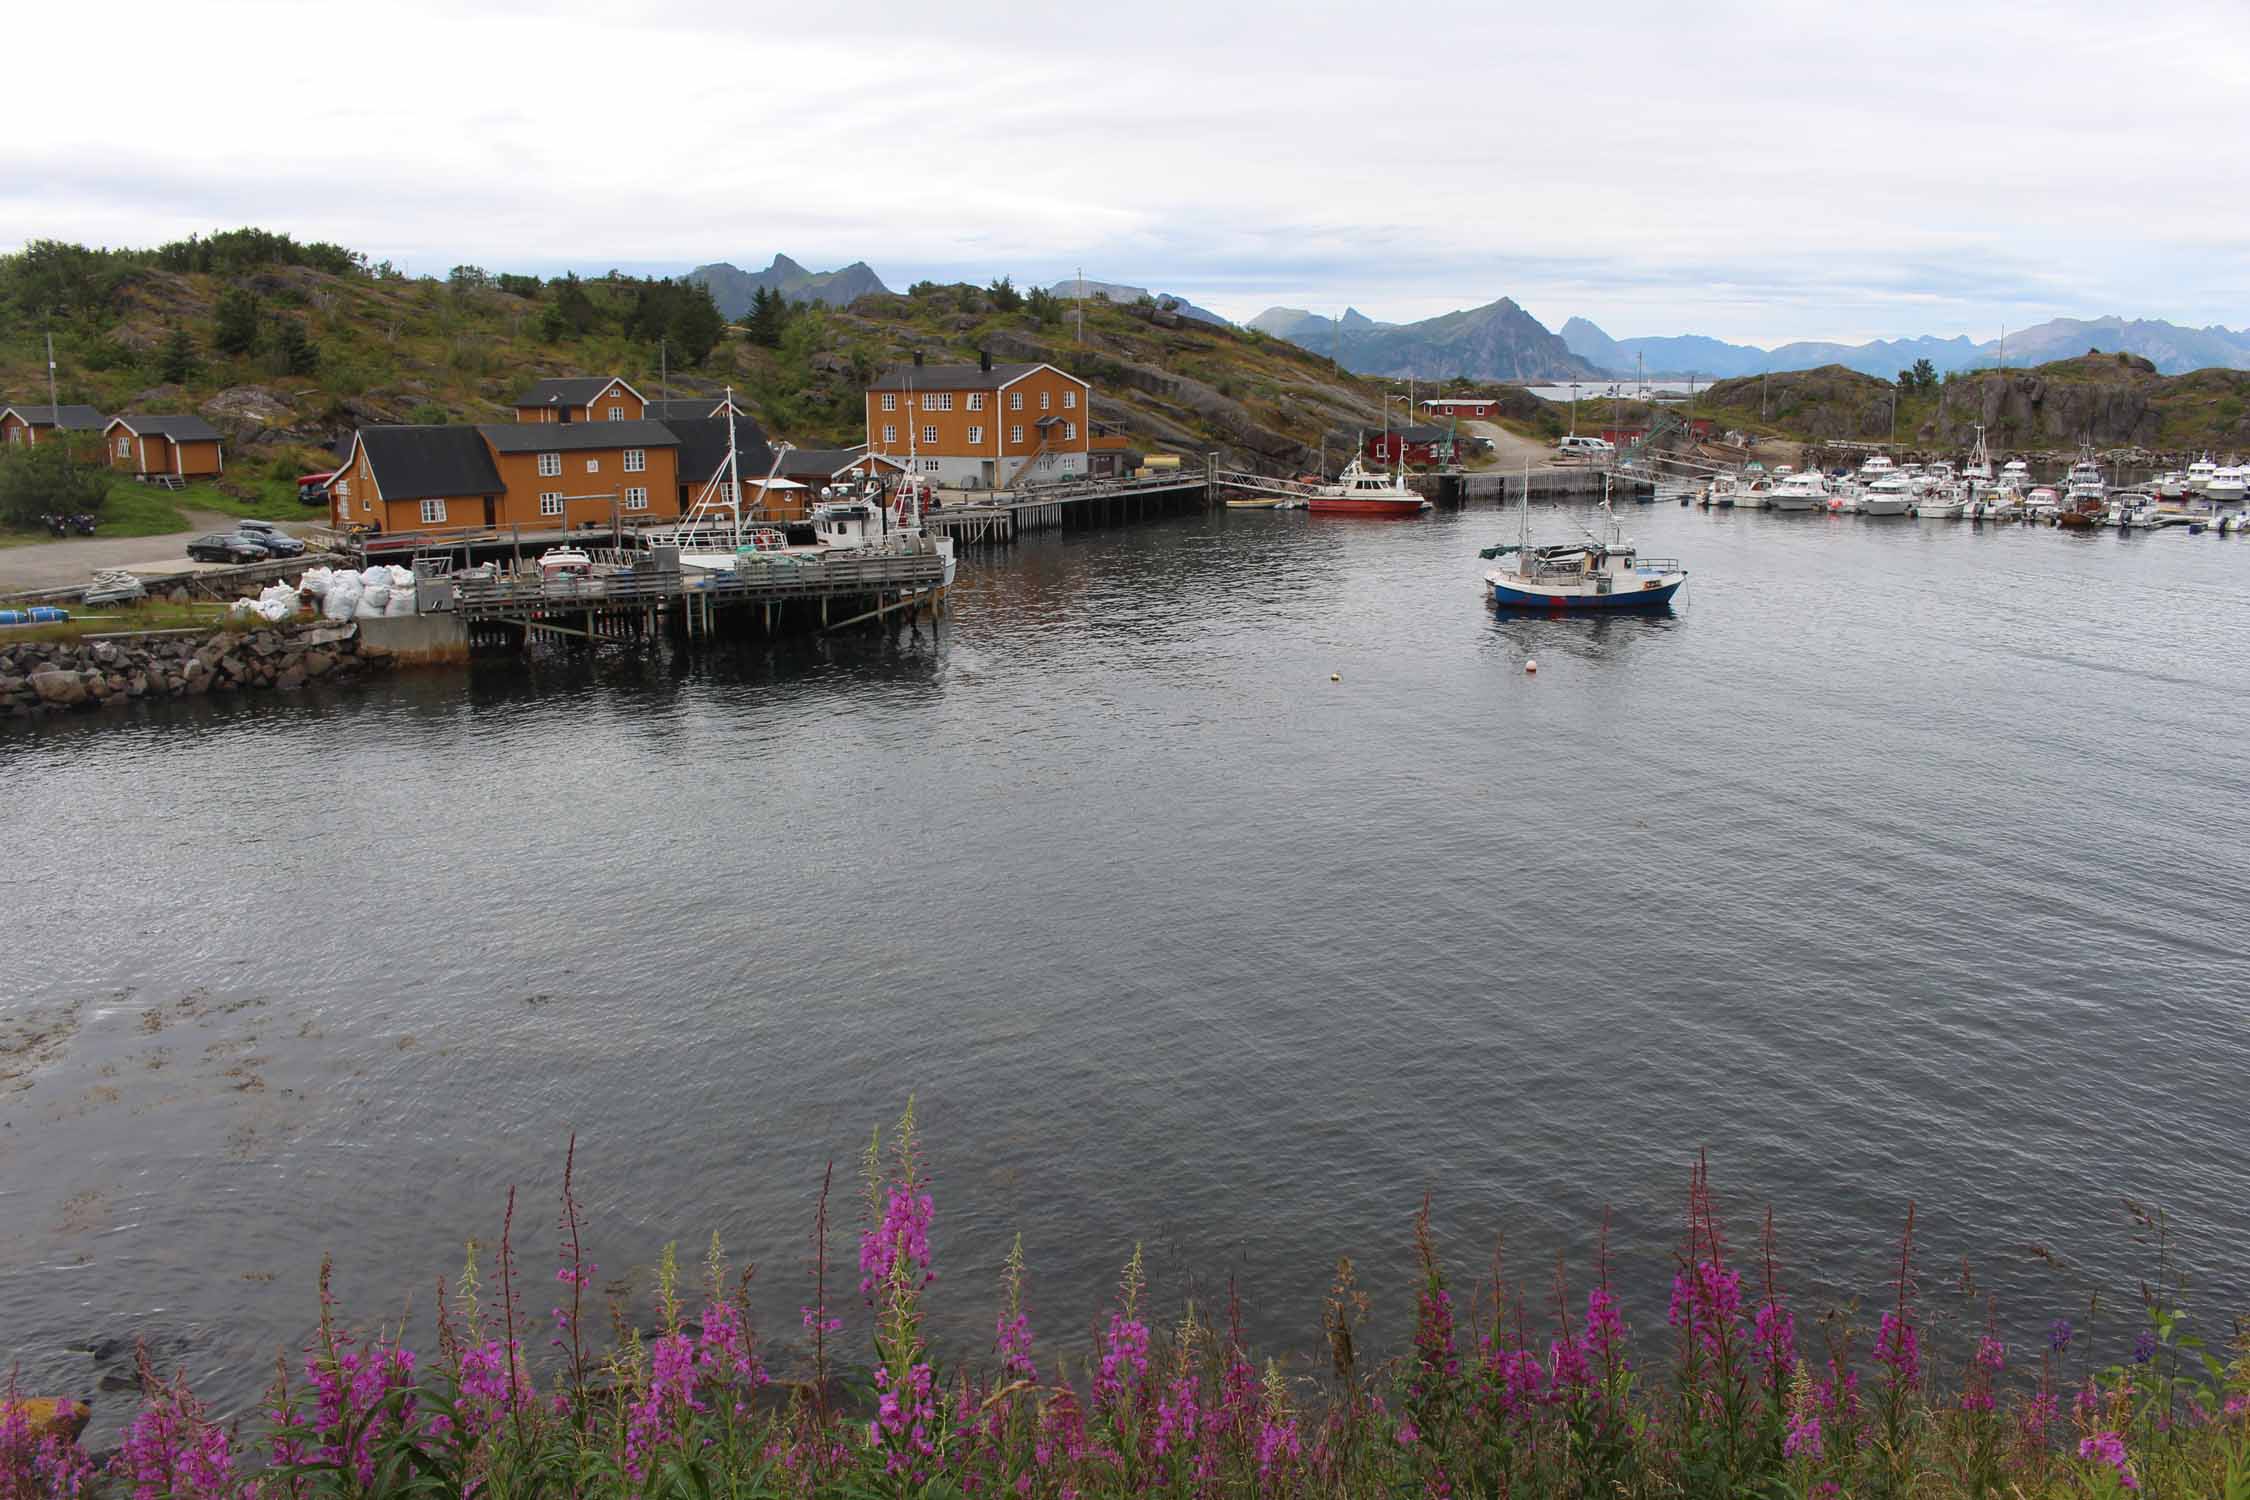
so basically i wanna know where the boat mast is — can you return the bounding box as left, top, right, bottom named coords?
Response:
left=723, top=384, right=742, bottom=546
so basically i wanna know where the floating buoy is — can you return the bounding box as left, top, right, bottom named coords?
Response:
left=1330, top=672, right=1340, bottom=682
left=1525, top=659, right=1538, bottom=675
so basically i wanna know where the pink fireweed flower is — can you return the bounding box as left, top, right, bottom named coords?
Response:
left=996, top=1309, right=1037, bottom=1381
left=1784, top=1410, right=1823, bottom=1460
left=1959, top=1333, right=2005, bottom=1413
left=1394, top=1418, right=1420, bottom=1446
left=1547, top=1333, right=1590, bottom=1397
left=1584, top=1285, right=1627, bottom=1366
left=1153, top=1374, right=1200, bottom=1457
left=870, top=1362, right=939, bottom=1476
left=1, top=1395, right=96, bottom=1499
left=2226, top=1395, right=2248, bottom=1419
left=1255, top=1411, right=1300, bottom=1484
left=1873, top=1310, right=1920, bottom=1390
left=1094, top=1312, right=1151, bottom=1412
left=624, top=1331, right=707, bottom=1480
left=110, top=1373, right=237, bottom=1500
left=2079, top=1431, right=2138, bottom=1490
left=858, top=1185, right=935, bottom=1303
left=1498, top=1348, right=1547, bottom=1416
left=1411, top=1284, right=1459, bottom=1398
left=1669, top=1260, right=1745, bottom=1358
left=1753, top=1300, right=1796, bottom=1378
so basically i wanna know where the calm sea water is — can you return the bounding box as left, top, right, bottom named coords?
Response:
left=6, top=501, right=2250, bottom=1436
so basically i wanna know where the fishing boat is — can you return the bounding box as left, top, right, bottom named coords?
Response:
left=1225, top=495, right=1290, bottom=510
left=1306, top=459, right=1431, bottom=516
left=1915, top=489, right=1966, bottom=519
left=2064, top=450, right=2107, bottom=509
left=1962, top=426, right=1994, bottom=482
left=1766, top=472, right=1829, bottom=510
left=1999, top=458, right=2032, bottom=490
left=1856, top=454, right=1897, bottom=483
left=1859, top=475, right=1915, bottom=515
left=2186, top=455, right=2219, bottom=492
left=1480, top=489, right=1686, bottom=611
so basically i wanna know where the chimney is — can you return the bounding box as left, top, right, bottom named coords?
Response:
left=912, top=350, right=923, bottom=368
left=979, top=349, right=992, bottom=374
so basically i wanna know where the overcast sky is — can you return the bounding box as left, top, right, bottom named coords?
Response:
left=8, top=0, right=2246, bottom=346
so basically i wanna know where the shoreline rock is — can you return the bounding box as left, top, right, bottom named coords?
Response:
left=1, top=620, right=393, bottom=722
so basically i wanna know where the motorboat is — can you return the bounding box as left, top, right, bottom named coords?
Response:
left=2023, top=486, right=2062, bottom=521
left=1482, top=495, right=1686, bottom=611
left=1915, top=489, right=1966, bottom=519
left=1306, top=459, right=1431, bottom=516
left=2207, top=466, right=2248, bottom=507
left=1859, top=475, right=1914, bottom=515
left=2000, top=458, right=2032, bottom=489
left=2186, top=455, right=2219, bottom=492
left=1857, top=454, right=1897, bottom=484
left=1766, top=472, right=1829, bottom=510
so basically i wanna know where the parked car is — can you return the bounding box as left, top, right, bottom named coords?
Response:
left=233, top=520, right=307, bottom=556
left=186, top=532, right=275, bottom=564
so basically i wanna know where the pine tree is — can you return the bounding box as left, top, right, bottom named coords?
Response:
left=744, top=287, right=786, bottom=348
left=213, top=288, right=260, bottom=356
left=157, top=327, right=199, bottom=384
left=270, top=319, right=319, bottom=376
left=988, top=275, right=1022, bottom=312
left=669, top=287, right=724, bottom=366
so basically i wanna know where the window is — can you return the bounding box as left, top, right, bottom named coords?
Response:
left=6, top=428, right=20, bottom=444
left=719, top=481, right=736, bottom=501
left=334, top=479, right=351, bottom=502
left=922, top=425, right=938, bottom=446
left=115, top=434, right=130, bottom=458
left=607, top=405, right=623, bottom=421
left=623, top=448, right=646, bottom=473
left=967, top=393, right=985, bottom=411
left=585, top=458, right=600, bottom=473
left=881, top=393, right=897, bottom=411
left=1008, top=391, right=1023, bottom=411
left=882, top=424, right=897, bottom=444
left=421, top=498, right=447, bottom=524
left=538, top=452, right=561, bottom=477
left=1063, top=390, right=1077, bottom=409
left=923, top=392, right=953, bottom=411
left=967, top=426, right=984, bottom=445
left=362, top=497, right=372, bottom=513
left=921, top=458, right=940, bottom=473
left=539, top=492, right=563, bottom=516
left=1009, top=424, right=1024, bottom=444
left=1040, top=391, right=1051, bottom=411
left=1064, top=421, right=1077, bottom=441
left=624, top=486, right=648, bottom=510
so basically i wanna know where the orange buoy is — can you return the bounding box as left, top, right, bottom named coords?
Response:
left=1525, top=659, right=1538, bottom=674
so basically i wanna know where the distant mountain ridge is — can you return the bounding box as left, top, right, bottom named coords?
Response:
left=1248, top=300, right=1603, bottom=382
left=1046, top=278, right=1230, bottom=327
left=1561, top=314, right=2250, bottom=380
left=687, top=255, right=890, bottom=319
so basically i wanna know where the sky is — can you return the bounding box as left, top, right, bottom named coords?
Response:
left=7, top=0, right=2247, bottom=347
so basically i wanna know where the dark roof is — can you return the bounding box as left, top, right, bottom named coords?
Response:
left=3, top=403, right=108, bottom=430
left=1384, top=424, right=1453, bottom=442
left=663, top=416, right=774, bottom=487
left=512, top=376, right=641, bottom=408
left=478, top=420, right=680, bottom=453
left=353, top=426, right=504, bottom=502
left=775, top=446, right=903, bottom=479
left=112, top=413, right=222, bottom=441
left=643, top=397, right=738, bottom=421
left=869, top=362, right=1061, bottom=392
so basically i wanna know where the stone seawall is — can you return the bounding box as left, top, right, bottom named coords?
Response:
left=2, top=621, right=394, bottom=720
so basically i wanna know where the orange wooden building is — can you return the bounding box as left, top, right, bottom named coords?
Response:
left=329, top=426, right=505, bottom=534
left=476, top=421, right=682, bottom=531
left=1, top=403, right=109, bottom=447
left=512, top=376, right=648, bottom=424
left=104, top=415, right=224, bottom=479
left=864, top=354, right=1093, bottom=489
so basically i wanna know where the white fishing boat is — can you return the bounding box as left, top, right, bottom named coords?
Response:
left=1856, top=454, right=1897, bottom=483
left=1766, top=472, right=1829, bottom=510
left=2207, top=466, right=2248, bottom=507
left=1962, top=426, right=1994, bottom=482
left=1999, top=458, right=2032, bottom=490
left=2185, top=455, right=2219, bottom=492
left=1859, top=475, right=1914, bottom=515
left=1916, top=489, right=1966, bottom=519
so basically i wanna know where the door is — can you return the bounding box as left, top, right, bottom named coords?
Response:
left=980, top=460, right=995, bottom=489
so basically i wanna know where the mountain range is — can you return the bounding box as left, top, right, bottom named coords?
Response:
left=1046, top=278, right=1229, bottom=328
left=1248, top=300, right=1605, bottom=383
left=686, top=255, right=891, bottom=319
left=1560, top=315, right=2250, bottom=381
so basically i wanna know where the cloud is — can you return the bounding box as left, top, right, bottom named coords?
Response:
left=7, top=0, right=2248, bottom=345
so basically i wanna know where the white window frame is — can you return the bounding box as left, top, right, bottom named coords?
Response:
left=585, top=458, right=600, bottom=473
left=923, top=392, right=953, bottom=411
left=1040, top=391, right=1051, bottom=411
left=922, top=425, right=938, bottom=446
left=420, top=498, right=447, bottom=525
left=882, top=424, right=897, bottom=444
left=537, top=451, right=561, bottom=477
left=920, top=458, right=939, bottom=473
left=1064, top=421, right=1077, bottom=441
left=623, top=448, right=646, bottom=473
left=334, top=479, right=351, bottom=502
left=881, top=393, right=897, bottom=411
left=967, top=393, right=985, bottom=411
left=539, top=491, right=563, bottom=516
left=362, top=497, right=372, bottom=513
left=115, top=434, right=130, bottom=458
left=624, top=486, right=648, bottom=511
left=1063, top=390, right=1077, bottom=409
left=1009, top=424, right=1024, bottom=444
left=1008, top=391, right=1023, bottom=411
left=967, top=425, right=984, bottom=445
left=607, top=405, right=623, bottom=421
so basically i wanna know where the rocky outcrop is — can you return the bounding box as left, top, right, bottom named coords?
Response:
left=1929, top=363, right=2165, bottom=448
left=2, top=621, right=391, bottom=721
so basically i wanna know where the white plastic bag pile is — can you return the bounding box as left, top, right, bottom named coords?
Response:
left=303, top=563, right=416, bottom=621
left=228, top=582, right=302, bottom=624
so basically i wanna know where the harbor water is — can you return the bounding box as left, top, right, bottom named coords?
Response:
left=5, top=501, right=2249, bottom=1433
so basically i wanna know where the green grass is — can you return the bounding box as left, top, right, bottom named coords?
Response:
left=1, top=596, right=237, bottom=644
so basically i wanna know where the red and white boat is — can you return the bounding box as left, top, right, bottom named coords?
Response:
left=1306, top=459, right=1432, bottom=516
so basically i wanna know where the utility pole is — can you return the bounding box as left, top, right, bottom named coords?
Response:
left=1569, top=382, right=1579, bottom=436
left=660, top=338, right=668, bottom=402
left=1076, top=267, right=1084, bottom=344
left=46, top=330, right=59, bottom=413
left=1761, top=368, right=1769, bottom=421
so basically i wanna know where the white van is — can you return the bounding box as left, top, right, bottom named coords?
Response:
left=1558, top=435, right=1615, bottom=456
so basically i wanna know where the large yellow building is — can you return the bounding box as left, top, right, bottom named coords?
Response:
left=864, top=354, right=1093, bottom=490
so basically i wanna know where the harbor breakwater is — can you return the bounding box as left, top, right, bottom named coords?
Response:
left=1, top=620, right=395, bottom=719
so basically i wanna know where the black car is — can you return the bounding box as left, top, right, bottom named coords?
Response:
left=234, top=520, right=307, bottom=557
left=186, top=532, right=275, bottom=564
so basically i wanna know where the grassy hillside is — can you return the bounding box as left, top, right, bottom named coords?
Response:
left=0, top=233, right=1425, bottom=546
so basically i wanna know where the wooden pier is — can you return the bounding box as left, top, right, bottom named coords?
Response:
left=452, top=547, right=952, bottom=648
left=922, top=472, right=1211, bottom=546
left=1417, top=469, right=1655, bottom=506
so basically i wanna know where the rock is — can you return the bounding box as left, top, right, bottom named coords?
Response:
left=249, top=633, right=281, bottom=658
left=301, top=650, right=335, bottom=678
left=274, top=665, right=306, bottom=690
left=126, top=671, right=149, bottom=697
left=297, top=624, right=356, bottom=648
left=218, top=654, right=248, bottom=680
left=30, top=671, right=88, bottom=706
left=0, top=674, right=22, bottom=697
left=181, top=657, right=209, bottom=682
left=2, top=1396, right=90, bottom=1444
left=90, top=641, right=119, bottom=667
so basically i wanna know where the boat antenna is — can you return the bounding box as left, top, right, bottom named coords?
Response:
left=724, top=384, right=741, bottom=545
